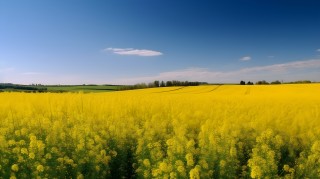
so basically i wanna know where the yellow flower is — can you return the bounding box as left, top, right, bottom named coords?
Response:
left=289, top=168, right=295, bottom=173
left=95, top=165, right=100, bottom=172
left=29, top=135, right=37, bottom=141
left=177, top=166, right=185, bottom=174
left=100, top=149, right=106, bottom=156
left=45, top=153, right=52, bottom=159
left=143, top=171, right=150, bottom=178
left=143, top=159, right=151, bottom=168
left=14, top=130, right=21, bottom=136
left=187, top=139, right=195, bottom=149
left=29, top=152, right=35, bottom=159
left=21, top=148, right=28, bottom=155
left=220, top=160, right=226, bottom=168
left=151, top=168, right=161, bottom=177
left=170, top=172, right=177, bottom=179
left=51, top=147, right=59, bottom=154
left=18, top=155, right=24, bottom=163
left=57, top=157, right=64, bottom=163
left=8, top=140, right=15, bottom=146
left=12, top=147, right=20, bottom=154
left=20, top=128, right=27, bottom=135
left=199, top=159, right=208, bottom=169
left=175, top=160, right=184, bottom=166
left=159, top=162, right=168, bottom=172
left=230, top=147, right=237, bottom=157
left=77, top=173, right=84, bottom=179
left=66, top=159, right=74, bottom=165
left=37, top=165, right=44, bottom=172
left=110, top=150, right=117, bottom=157
left=250, top=166, right=262, bottom=178
left=77, top=143, right=84, bottom=150
left=283, top=165, right=290, bottom=172
left=189, top=166, right=200, bottom=179
left=186, top=153, right=194, bottom=167
left=11, top=164, right=19, bottom=172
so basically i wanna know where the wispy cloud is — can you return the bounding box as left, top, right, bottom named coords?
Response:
left=105, top=48, right=163, bottom=56
left=0, top=67, right=15, bottom=73
left=237, top=59, right=320, bottom=73
left=114, top=59, right=320, bottom=84
left=240, top=56, right=251, bottom=61
left=22, top=72, right=43, bottom=75
left=317, top=49, right=320, bottom=52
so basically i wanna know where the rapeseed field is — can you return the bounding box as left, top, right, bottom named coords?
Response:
left=0, top=84, right=320, bottom=178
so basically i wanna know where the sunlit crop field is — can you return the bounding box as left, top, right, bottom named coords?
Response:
left=0, top=84, right=320, bottom=178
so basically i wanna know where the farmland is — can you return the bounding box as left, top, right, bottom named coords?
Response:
left=0, top=84, right=120, bottom=93
left=45, top=85, right=120, bottom=93
left=0, top=84, right=320, bottom=178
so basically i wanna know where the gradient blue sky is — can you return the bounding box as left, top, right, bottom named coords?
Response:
left=1, top=0, right=320, bottom=84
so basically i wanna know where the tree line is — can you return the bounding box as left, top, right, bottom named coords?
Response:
left=118, top=80, right=208, bottom=90
left=240, top=80, right=312, bottom=85
left=0, top=83, right=47, bottom=92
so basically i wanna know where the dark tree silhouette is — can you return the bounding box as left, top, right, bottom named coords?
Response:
left=160, top=81, right=165, bottom=87
left=154, top=81, right=160, bottom=87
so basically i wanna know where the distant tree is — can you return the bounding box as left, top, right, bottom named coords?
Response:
left=148, top=82, right=155, bottom=88
left=118, top=80, right=208, bottom=91
left=247, top=81, right=254, bottom=85
left=299, top=80, right=311, bottom=83
left=256, top=80, right=269, bottom=85
left=287, top=80, right=312, bottom=84
left=160, top=81, right=165, bottom=87
left=154, top=81, right=160, bottom=87
left=166, top=81, right=173, bottom=87
left=133, top=83, right=147, bottom=89
left=240, top=81, right=246, bottom=85
left=271, top=80, right=281, bottom=84
left=172, top=80, right=179, bottom=86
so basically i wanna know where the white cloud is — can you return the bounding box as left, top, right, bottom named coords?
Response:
left=317, top=49, right=320, bottom=52
left=240, top=56, right=251, bottom=61
left=114, top=59, right=320, bottom=84
left=105, top=48, right=163, bottom=56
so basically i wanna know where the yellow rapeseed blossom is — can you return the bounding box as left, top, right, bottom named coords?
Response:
left=177, top=166, right=186, bottom=174
left=29, top=152, right=35, bottom=159
left=143, top=159, right=151, bottom=168
left=283, top=164, right=290, bottom=172
left=77, top=173, right=84, bottom=179
left=36, top=165, right=44, bottom=172
left=95, top=165, right=100, bottom=172
left=11, top=164, right=19, bottom=172
left=251, top=166, right=262, bottom=178
left=185, top=153, right=194, bottom=167
left=189, top=165, right=200, bottom=179
left=0, top=84, right=319, bottom=178
left=45, top=153, right=52, bottom=159
left=8, top=140, right=15, bottom=146
left=159, top=162, right=168, bottom=172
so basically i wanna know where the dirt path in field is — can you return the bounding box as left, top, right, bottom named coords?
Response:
left=154, top=86, right=187, bottom=93
left=193, top=85, right=223, bottom=94
left=244, top=86, right=251, bottom=95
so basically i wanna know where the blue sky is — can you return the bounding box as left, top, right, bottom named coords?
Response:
left=1, top=0, right=320, bottom=84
